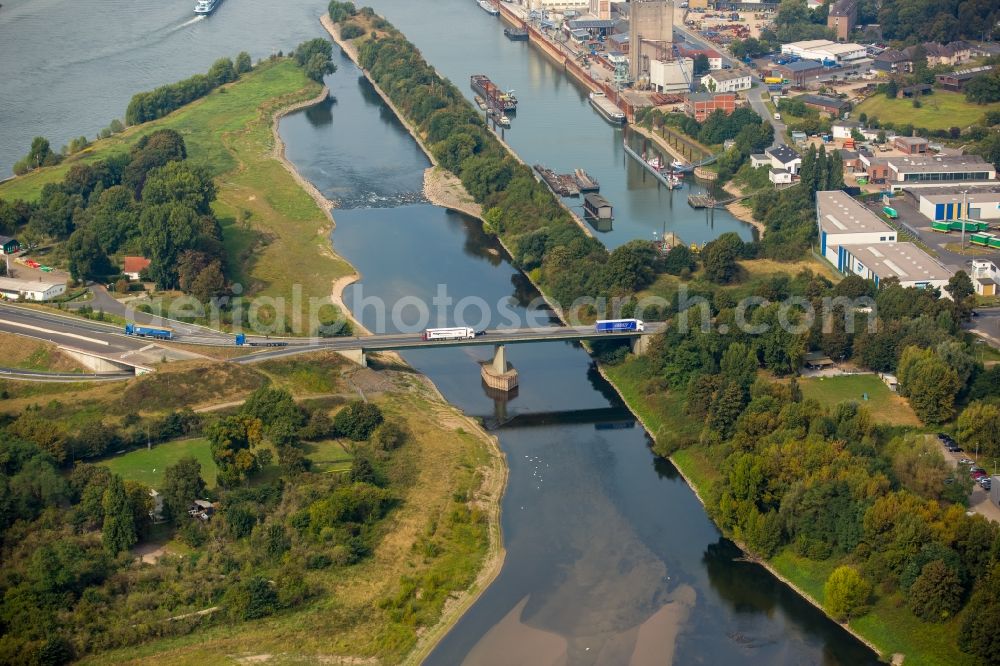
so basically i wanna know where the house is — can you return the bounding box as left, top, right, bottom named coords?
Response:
left=936, top=65, right=995, bottom=92
left=839, top=149, right=862, bottom=172
left=816, top=190, right=897, bottom=265
left=835, top=241, right=953, bottom=291
left=879, top=372, right=899, bottom=392
left=915, top=42, right=972, bottom=68
left=826, top=0, right=857, bottom=42
left=0, top=236, right=20, bottom=255
left=872, top=48, right=911, bottom=73
left=970, top=259, right=999, bottom=296
left=0, top=277, right=67, bottom=302
left=769, top=168, right=793, bottom=184
left=831, top=119, right=861, bottom=140
left=898, top=83, right=932, bottom=98
left=678, top=46, right=722, bottom=71
left=122, top=256, right=151, bottom=281
left=893, top=136, right=928, bottom=155
left=700, top=69, right=752, bottom=93
left=795, top=94, right=850, bottom=117
left=765, top=144, right=802, bottom=174
left=804, top=351, right=836, bottom=368
left=750, top=153, right=771, bottom=169
left=188, top=499, right=216, bottom=521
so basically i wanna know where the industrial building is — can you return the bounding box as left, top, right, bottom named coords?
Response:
left=816, top=190, right=897, bottom=265
left=684, top=91, right=736, bottom=121
left=936, top=65, right=995, bottom=92
left=795, top=94, right=850, bottom=117
left=780, top=39, right=867, bottom=64
left=0, top=277, right=67, bottom=302
left=834, top=242, right=953, bottom=291
left=884, top=154, right=997, bottom=188
left=893, top=136, right=928, bottom=155
left=912, top=187, right=1000, bottom=221
left=628, top=0, right=673, bottom=81
left=771, top=59, right=826, bottom=85
left=649, top=57, right=693, bottom=93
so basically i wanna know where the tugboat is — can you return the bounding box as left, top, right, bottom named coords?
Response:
left=194, top=0, right=220, bottom=15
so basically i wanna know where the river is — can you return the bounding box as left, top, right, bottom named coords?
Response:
left=2, top=0, right=877, bottom=662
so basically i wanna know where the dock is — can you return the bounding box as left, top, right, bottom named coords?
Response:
left=574, top=169, right=600, bottom=192
left=622, top=140, right=683, bottom=190
left=687, top=194, right=714, bottom=209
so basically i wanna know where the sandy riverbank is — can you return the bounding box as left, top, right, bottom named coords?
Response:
left=720, top=180, right=766, bottom=237
left=423, top=166, right=483, bottom=219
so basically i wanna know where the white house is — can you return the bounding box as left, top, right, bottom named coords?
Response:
left=831, top=120, right=861, bottom=140
left=970, top=259, right=999, bottom=296
left=0, top=277, right=67, bottom=301
left=750, top=153, right=771, bottom=169
left=816, top=190, right=896, bottom=265
left=765, top=145, right=802, bottom=174
left=700, top=68, right=752, bottom=93
left=769, top=168, right=793, bottom=184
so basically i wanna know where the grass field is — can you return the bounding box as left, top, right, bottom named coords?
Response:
left=0, top=59, right=354, bottom=328
left=102, top=437, right=218, bottom=489
left=798, top=373, right=921, bottom=426
left=0, top=331, right=85, bottom=372
left=854, top=90, right=1000, bottom=130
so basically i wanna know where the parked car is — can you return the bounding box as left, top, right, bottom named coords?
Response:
left=980, top=478, right=992, bottom=491
left=959, top=457, right=975, bottom=465
left=971, top=470, right=987, bottom=481
left=937, top=433, right=955, bottom=443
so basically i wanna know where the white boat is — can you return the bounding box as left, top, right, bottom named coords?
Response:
left=194, top=0, right=219, bottom=15
left=498, top=115, right=511, bottom=127
left=643, top=154, right=664, bottom=170
left=671, top=160, right=688, bottom=170
left=478, top=0, right=500, bottom=15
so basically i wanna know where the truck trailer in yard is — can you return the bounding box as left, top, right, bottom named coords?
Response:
left=124, top=323, right=173, bottom=340
left=595, top=319, right=645, bottom=332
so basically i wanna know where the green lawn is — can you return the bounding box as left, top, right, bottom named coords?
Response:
left=854, top=90, right=1000, bottom=130
left=102, top=437, right=218, bottom=489
left=798, top=373, right=921, bottom=426
left=303, top=438, right=353, bottom=473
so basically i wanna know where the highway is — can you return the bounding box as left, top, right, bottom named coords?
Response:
left=0, top=303, right=154, bottom=355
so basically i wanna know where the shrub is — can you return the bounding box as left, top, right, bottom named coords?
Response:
left=333, top=401, right=383, bottom=440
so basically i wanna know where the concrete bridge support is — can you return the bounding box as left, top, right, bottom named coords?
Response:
left=337, top=348, right=367, bottom=367
left=630, top=334, right=652, bottom=356
left=58, top=346, right=153, bottom=375
left=480, top=344, right=518, bottom=392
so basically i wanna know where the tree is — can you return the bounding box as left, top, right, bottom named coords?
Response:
left=720, top=342, right=757, bottom=393
left=823, top=565, right=871, bottom=621
left=65, top=227, right=112, bottom=282
left=333, top=401, right=384, bottom=440
left=896, top=346, right=961, bottom=424
left=960, top=563, right=1000, bottom=660
left=662, top=244, right=696, bottom=275
left=956, top=402, right=1000, bottom=458
left=909, top=559, right=963, bottom=621
left=945, top=270, right=975, bottom=302
left=701, top=233, right=742, bottom=284
left=138, top=203, right=202, bottom=288
left=102, top=475, right=137, bottom=555
left=161, top=457, right=205, bottom=524
left=605, top=240, right=656, bottom=291
left=693, top=53, right=710, bottom=76
left=235, top=51, right=253, bottom=75
left=207, top=414, right=264, bottom=486
left=141, top=161, right=216, bottom=214
left=224, top=575, right=278, bottom=620
left=295, top=38, right=336, bottom=82
left=885, top=78, right=898, bottom=100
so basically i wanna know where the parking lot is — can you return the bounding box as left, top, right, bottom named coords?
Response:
left=936, top=434, right=1000, bottom=524
left=862, top=194, right=1000, bottom=272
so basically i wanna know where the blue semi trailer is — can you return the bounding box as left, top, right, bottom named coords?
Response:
left=124, top=323, right=173, bottom=340
left=595, top=318, right=645, bottom=332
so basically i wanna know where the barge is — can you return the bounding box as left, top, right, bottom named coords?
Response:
left=471, top=74, right=517, bottom=112
left=504, top=27, right=529, bottom=40
left=478, top=0, right=500, bottom=16
left=574, top=168, right=600, bottom=192
left=534, top=165, right=579, bottom=197
left=589, top=91, right=626, bottom=125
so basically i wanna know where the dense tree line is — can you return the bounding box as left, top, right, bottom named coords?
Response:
left=0, top=385, right=418, bottom=661
left=125, top=53, right=253, bottom=125
left=857, top=0, right=998, bottom=43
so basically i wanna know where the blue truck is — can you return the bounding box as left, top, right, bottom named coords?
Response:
left=595, top=318, right=645, bottom=333
left=124, top=323, right=173, bottom=340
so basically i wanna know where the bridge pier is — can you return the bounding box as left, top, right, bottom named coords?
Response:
left=480, top=344, right=518, bottom=392
left=630, top=334, right=651, bottom=356
left=58, top=346, right=153, bottom=375
left=338, top=348, right=367, bottom=367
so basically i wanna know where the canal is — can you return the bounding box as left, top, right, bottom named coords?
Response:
left=2, top=0, right=878, bottom=661
left=279, top=18, right=878, bottom=665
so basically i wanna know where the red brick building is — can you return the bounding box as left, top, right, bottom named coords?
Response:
left=684, top=91, right=736, bottom=122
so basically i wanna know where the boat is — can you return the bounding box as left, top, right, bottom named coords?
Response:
left=194, top=0, right=219, bottom=15
left=671, top=160, right=688, bottom=170
left=533, top=165, right=578, bottom=197
left=643, top=153, right=665, bottom=171
left=588, top=91, right=626, bottom=125
left=478, top=0, right=500, bottom=16
left=667, top=174, right=683, bottom=189
left=504, top=27, right=529, bottom=40
left=471, top=74, right=517, bottom=112
left=497, top=114, right=511, bottom=127
left=474, top=95, right=487, bottom=110
left=574, top=168, right=600, bottom=192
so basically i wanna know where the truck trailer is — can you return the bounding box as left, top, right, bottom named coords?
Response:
left=421, top=327, right=477, bottom=341
left=124, top=323, right=173, bottom=340
left=595, top=319, right=645, bottom=332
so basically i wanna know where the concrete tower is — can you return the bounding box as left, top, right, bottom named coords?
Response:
left=628, top=0, right=674, bottom=81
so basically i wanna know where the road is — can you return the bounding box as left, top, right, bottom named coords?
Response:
left=672, top=21, right=786, bottom=146
left=0, top=303, right=157, bottom=355
left=969, top=307, right=1000, bottom=350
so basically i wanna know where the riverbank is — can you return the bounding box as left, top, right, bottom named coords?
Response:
left=721, top=180, right=766, bottom=236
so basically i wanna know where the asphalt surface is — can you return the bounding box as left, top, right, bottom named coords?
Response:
left=0, top=303, right=154, bottom=355
left=969, top=307, right=1000, bottom=348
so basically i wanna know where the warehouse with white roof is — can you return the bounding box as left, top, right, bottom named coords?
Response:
left=835, top=242, right=953, bottom=291
left=816, top=190, right=897, bottom=265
